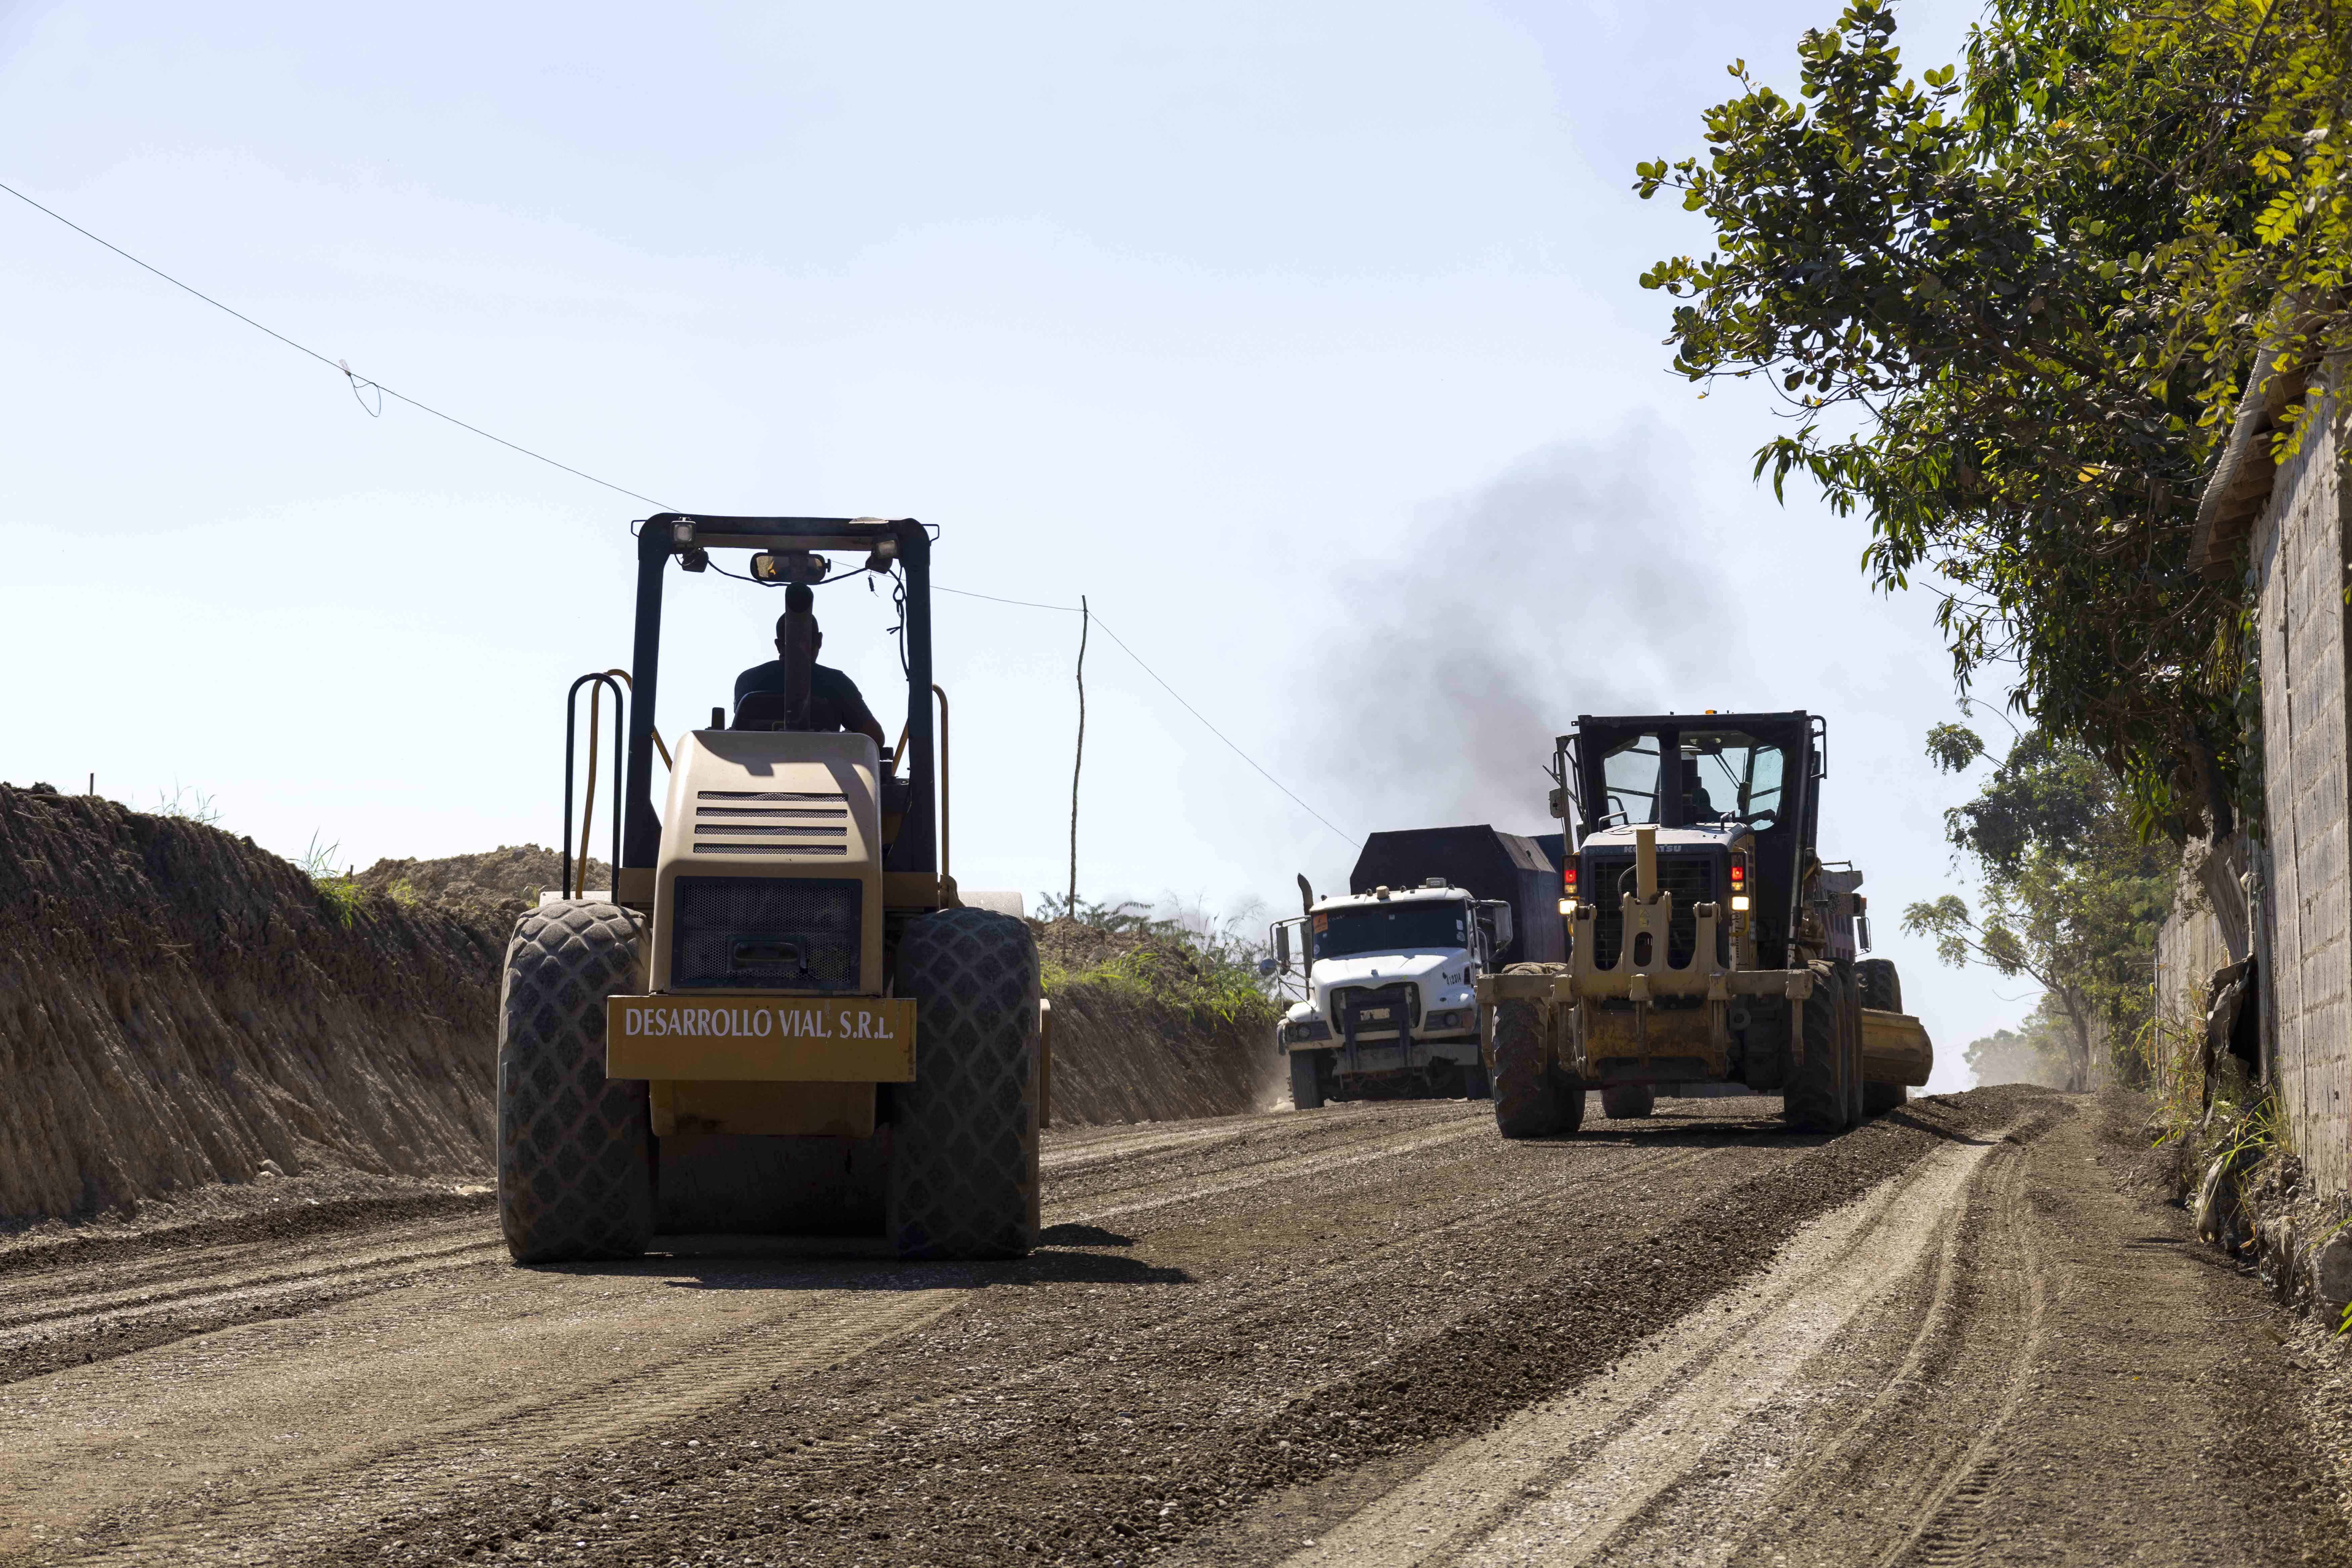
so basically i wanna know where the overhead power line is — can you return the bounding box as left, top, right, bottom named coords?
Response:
left=935, top=583, right=1359, bottom=848
left=0, top=177, right=676, bottom=511
left=3, top=177, right=1353, bottom=848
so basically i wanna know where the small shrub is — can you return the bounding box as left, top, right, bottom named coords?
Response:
left=293, top=831, right=362, bottom=928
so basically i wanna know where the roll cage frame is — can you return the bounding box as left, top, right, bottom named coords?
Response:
left=1555, top=711, right=1826, bottom=970
left=622, top=514, right=938, bottom=881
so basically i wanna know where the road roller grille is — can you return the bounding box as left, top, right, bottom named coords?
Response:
left=689, top=790, right=852, bottom=855
left=668, top=875, right=863, bottom=991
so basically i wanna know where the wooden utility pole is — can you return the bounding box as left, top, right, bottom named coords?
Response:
left=1068, top=595, right=1089, bottom=917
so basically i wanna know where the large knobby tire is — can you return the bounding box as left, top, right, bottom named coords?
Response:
left=1781, top=961, right=1852, bottom=1135
left=1857, top=957, right=1903, bottom=1013
left=1836, top=961, right=1867, bottom=1127
left=1290, top=1048, right=1326, bottom=1111
left=889, top=907, right=1041, bottom=1261
left=1600, top=1083, right=1656, bottom=1120
left=498, top=900, right=654, bottom=1264
left=1489, top=966, right=1584, bottom=1138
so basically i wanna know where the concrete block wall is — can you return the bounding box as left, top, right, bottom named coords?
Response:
left=2251, top=391, right=2352, bottom=1195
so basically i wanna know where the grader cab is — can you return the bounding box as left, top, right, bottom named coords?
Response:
left=497, top=515, right=1042, bottom=1263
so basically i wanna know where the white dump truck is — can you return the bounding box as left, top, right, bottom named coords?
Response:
left=1268, top=827, right=1564, bottom=1108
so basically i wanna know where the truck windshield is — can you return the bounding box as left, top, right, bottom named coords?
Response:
left=1313, top=904, right=1467, bottom=959
left=1681, top=730, right=1787, bottom=824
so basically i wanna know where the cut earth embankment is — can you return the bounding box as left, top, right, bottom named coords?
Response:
left=0, top=787, right=505, bottom=1222
left=0, top=793, right=1273, bottom=1224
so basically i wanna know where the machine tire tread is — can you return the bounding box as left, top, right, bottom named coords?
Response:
left=1600, top=1083, right=1656, bottom=1120
left=1857, top=956, right=1903, bottom=1013
left=498, top=899, right=654, bottom=1264
left=890, top=906, right=1041, bottom=1260
left=1290, top=1049, right=1326, bottom=1111
left=1490, top=964, right=1581, bottom=1137
left=1781, top=960, right=1850, bottom=1135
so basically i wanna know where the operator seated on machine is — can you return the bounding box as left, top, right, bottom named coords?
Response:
left=733, top=608, right=889, bottom=749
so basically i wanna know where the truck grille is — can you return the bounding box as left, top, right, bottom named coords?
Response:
left=1585, top=852, right=1720, bottom=970
left=1332, top=982, right=1420, bottom=1038
left=670, top=876, right=862, bottom=991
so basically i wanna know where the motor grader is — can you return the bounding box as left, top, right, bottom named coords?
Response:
left=1476, top=711, right=1933, bottom=1136
left=497, top=514, right=1042, bottom=1263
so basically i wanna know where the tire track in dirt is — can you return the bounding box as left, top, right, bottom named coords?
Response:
left=0, top=1096, right=1892, bottom=1568
left=0, top=1261, right=962, bottom=1566
left=0, top=1215, right=506, bottom=1387
left=1273, top=1121, right=2038, bottom=1567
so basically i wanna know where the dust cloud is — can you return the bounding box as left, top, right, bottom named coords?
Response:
left=1306, top=435, right=1744, bottom=834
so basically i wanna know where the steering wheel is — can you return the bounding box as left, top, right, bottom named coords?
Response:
left=1743, top=808, right=1780, bottom=829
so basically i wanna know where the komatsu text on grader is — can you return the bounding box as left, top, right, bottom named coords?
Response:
left=1477, top=711, right=1934, bottom=1136
left=498, top=515, right=1043, bottom=1263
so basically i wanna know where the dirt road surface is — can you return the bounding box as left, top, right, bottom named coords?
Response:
left=1, top=1086, right=2344, bottom=1566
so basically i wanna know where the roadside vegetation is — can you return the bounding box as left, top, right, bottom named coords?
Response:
left=1032, top=893, right=1282, bottom=1030
left=1905, top=720, right=2176, bottom=1088
left=1637, top=0, right=2352, bottom=838
left=1643, top=0, right=2352, bottom=1106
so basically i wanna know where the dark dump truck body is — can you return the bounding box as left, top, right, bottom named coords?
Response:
left=1268, top=825, right=1564, bottom=1108
left=1349, top=827, right=1566, bottom=966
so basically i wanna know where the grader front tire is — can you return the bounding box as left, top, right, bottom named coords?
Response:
left=889, top=907, right=1042, bottom=1261
left=1600, top=1084, right=1657, bottom=1120
left=497, top=900, right=655, bottom=1265
left=1489, top=966, right=1584, bottom=1138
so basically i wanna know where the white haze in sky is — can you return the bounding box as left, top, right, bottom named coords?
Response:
left=0, top=0, right=2010, bottom=1087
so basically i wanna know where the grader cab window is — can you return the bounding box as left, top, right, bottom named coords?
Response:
left=1597, top=733, right=1665, bottom=827
left=1680, top=731, right=1787, bottom=827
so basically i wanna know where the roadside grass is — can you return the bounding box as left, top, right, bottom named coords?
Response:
left=152, top=782, right=221, bottom=825
left=1037, top=895, right=1282, bottom=1030
left=294, top=832, right=363, bottom=928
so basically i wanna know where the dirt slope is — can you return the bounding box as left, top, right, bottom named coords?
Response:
left=351, top=845, right=610, bottom=924
left=2, top=1086, right=2340, bottom=1567
left=0, top=802, right=1269, bottom=1222
left=0, top=787, right=504, bottom=1222
left=1034, top=916, right=1285, bottom=1126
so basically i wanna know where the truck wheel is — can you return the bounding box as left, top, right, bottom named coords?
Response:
left=1290, top=1049, right=1326, bottom=1111
left=1600, top=1084, right=1656, bottom=1120
left=889, top=907, right=1042, bottom=1260
left=1489, top=978, right=1583, bottom=1138
left=1857, top=957, right=1903, bottom=1013
left=1781, top=961, right=1852, bottom=1135
left=1864, top=1082, right=1907, bottom=1116
left=498, top=900, right=654, bottom=1264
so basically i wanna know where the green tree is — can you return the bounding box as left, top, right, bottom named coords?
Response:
left=1903, top=723, right=2175, bottom=1087
left=1636, top=0, right=2352, bottom=835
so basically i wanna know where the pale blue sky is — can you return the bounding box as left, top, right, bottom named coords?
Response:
left=0, top=0, right=2025, bottom=1086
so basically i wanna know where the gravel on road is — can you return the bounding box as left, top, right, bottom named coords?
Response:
left=0, top=1086, right=2341, bottom=1567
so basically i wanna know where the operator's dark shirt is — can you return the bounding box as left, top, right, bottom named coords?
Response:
left=733, top=661, right=871, bottom=732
